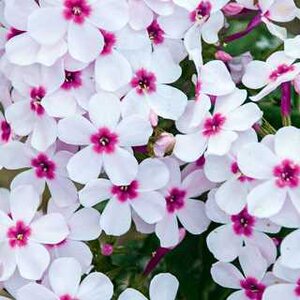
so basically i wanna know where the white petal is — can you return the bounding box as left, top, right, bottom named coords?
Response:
left=137, top=158, right=170, bottom=191
left=49, top=257, right=81, bottom=296
left=247, top=180, right=286, bottom=218
left=103, top=147, right=138, bottom=185
left=10, top=185, right=39, bottom=224
left=116, top=116, right=152, bottom=147
left=150, top=273, right=179, bottom=300
left=77, top=272, right=114, bottom=300
left=262, top=284, right=298, bottom=300
left=16, top=242, right=50, bottom=280
left=281, top=229, right=300, bottom=269
left=242, top=61, right=271, bottom=89
left=88, top=92, right=121, bottom=129
left=204, top=155, right=232, bottom=182
left=274, top=126, right=300, bottom=161
left=174, top=132, right=207, bottom=162
left=68, top=22, right=104, bottom=63
left=79, top=179, right=112, bottom=207
left=131, top=191, right=166, bottom=224
left=58, top=115, right=95, bottom=145
left=28, top=8, right=67, bottom=45
left=90, top=0, right=129, bottom=31
left=177, top=199, right=210, bottom=234
left=200, top=60, right=235, bottom=96
left=31, top=116, right=57, bottom=152
left=207, top=225, right=243, bottom=262
left=17, top=283, right=57, bottom=300
left=211, top=262, right=244, bottom=289
left=118, top=288, right=147, bottom=300
left=155, top=214, right=179, bottom=248
left=148, top=85, right=187, bottom=120
left=0, top=141, right=31, bottom=169
left=100, top=198, right=131, bottom=236
left=237, top=143, right=278, bottom=179
left=201, top=11, right=224, bottom=44
left=30, top=213, right=69, bottom=244
left=95, top=51, right=132, bottom=92
left=68, top=208, right=101, bottom=241
left=67, top=146, right=103, bottom=184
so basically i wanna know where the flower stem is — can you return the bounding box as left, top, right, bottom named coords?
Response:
left=281, top=82, right=292, bottom=126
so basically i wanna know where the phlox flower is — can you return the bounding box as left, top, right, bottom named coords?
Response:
left=121, top=47, right=187, bottom=121
left=17, top=257, right=114, bottom=300
left=58, top=92, right=153, bottom=185
left=46, top=198, right=101, bottom=272
left=238, top=126, right=300, bottom=218
left=206, top=190, right=279, bottom=264
left=27, top=0, right=129, bottom=63
left=0, top=185, right=69, bottom=281
left=174, top=88, right=262, bottom=162
left=79, top=158, right=169, bottom=236
left=0, top=141, right=78, bottom=207
left=155, top=158, right=214, bottom=247
left=211, top=245, right=272, bottom=300
left=242, top=51, right=300, bottom=102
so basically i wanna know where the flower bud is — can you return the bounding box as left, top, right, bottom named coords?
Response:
left=153, top=132, right=176, bottom=157
left=223, top=3, right=244, bottom=16
left=101, top=244, right=114, bottom=256
left=215, top=50, right=233, bottom=63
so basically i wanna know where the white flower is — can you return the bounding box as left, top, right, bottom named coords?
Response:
left=238, top=126, right=300, bottom=218
left=79, top=158, right=169, bottom=236
left=121, top=47, right=187, bottom=121
left=155, top=158, right=214, bottom=247
left=0, top=141, right=78, bottom=207
left=242, top=51, right=300, bottom=102
left=27, top=0, right=129, bottom=63
left=17, top=257, right=114, bottom=300
left=0, top=185, right=69, bottom=281
left=206, top=190, right=279, bottom=264
left=58, top=92, right=153, bottom=185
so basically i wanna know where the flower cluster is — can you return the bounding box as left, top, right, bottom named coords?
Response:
left=0, top=0, right=299, bottom=299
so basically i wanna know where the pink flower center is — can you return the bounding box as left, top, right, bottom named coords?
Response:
left=31, top=153, right=56, bottom=180
left=63, top=0, right=91, bottom=24
left=202, top=113, right=226, bottom=137
left=60, top=295, right=78, bottom=300
left=269, top=64, right=295, bottom=81
left=7, top=221, right=31, bottom=248
left=6, top=27, right=25, bottom=41
left=240, top=277, right=265, bottom=300
left=273, top=159, right=300, bottom=188
left=131, top=69, right=157, bottom=95
left=30, top=86, right=46, bottom=116
left=190, top=1, right=212, bottom=22
left=166, top=188, right=186, bottom=213
left=147, top=20, right=165, bottom=45
left=1, top=121, right=11, bottom=142
left=111, top=180, right=139, bottom=202
left=231, top=208, right=255, bottom=237
left=294, top=279, right=300, bottom=296
left=91, top=127, right=119, bottom=154
left=61, top=70, right=82, bottom=90
left=231, top=162, right=254, bottom=182
left=100, top=30, right=117, bottom=55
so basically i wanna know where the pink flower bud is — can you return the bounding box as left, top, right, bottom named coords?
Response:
left=223, top=3, right=244, bottom=16
left=101, top=244, right=114, bottom=256
left=293, top=74, right=300, bottom=94
left=215, top=50, right=233, bottom=63
left=153, top=132, right=175, bottom=157
left=149, top=110, right=158, bottom=127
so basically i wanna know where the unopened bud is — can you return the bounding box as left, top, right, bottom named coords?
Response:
left=215, top=50, right=233, bottom=63
left=223, top=3, right=244, bottom=16
left=153, top=132, right=175, bottom=157
left=101, top=244, right=114, bottom=256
